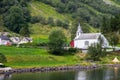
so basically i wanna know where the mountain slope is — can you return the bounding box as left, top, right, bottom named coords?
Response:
left=29, top=1, right=72, bottom=43
left=29, top=1, right=100, bottom=43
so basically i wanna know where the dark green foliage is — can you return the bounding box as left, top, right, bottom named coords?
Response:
left=101, top=14, right=120, bottom=44
left=3, top=6, right=28, bottom=33
left=1, top=0, right=31, bottom=36
left=47, top=17, right=55, bottom=26
left=37, top=0, right=120, bottom=28
left=0, top=53, right=7, bottom=63
left=30, top=15, right=69, bottom=29
left=48, top=29, right=67, bottom=55
left=87, top=43, right=106, bottom=61
left=31, top=16, right=41, bottom=24
left=55, top=19, right=69, bottom=29
left=111, top=15, right=120, bottom=32
left=101, top=17, right=111, bottom=34
left=68, top=48, right=78, bottom=54
left=19, top=26, right=30, bottom=37
left=108, top=33, right=119, bottom=50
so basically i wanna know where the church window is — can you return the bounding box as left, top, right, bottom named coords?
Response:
left=85, top=41, right=89, bottom=45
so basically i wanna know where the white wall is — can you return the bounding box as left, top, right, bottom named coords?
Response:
left=74, top=39, right=98, bottom=49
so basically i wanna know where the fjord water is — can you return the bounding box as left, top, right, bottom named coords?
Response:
left=2, top=67, right=120, bottom=80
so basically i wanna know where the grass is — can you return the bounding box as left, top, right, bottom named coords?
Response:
left=0, top=46, right=120, bottom=68
left=29, top=1, right=70, bottom=21
left=0, top=46, right=82, bottom=68
left=29, top=1, right=72, bottom=43
left=30, top=23, right=71, bottom=43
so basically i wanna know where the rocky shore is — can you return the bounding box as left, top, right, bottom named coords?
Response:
left=1, top=65, right=101, bottom=74
left=1, top=64, right=120, bottom=75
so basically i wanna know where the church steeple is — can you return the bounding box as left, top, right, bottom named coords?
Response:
left=75, top=23, right=83, bottom=38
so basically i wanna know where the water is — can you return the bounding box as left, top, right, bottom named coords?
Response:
left=2, top=67, right=120, bottom=80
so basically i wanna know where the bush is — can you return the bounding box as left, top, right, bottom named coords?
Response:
left=19, top=42, right=48, bottom=48
left=68, top=48, right=77, bottom=53
left=87, top=43, right=106, bottom=61
left=0, top=53, right=7, bottom=63
left=48, top=29, right=67, bottom=55
left=31, top=16, right=41, bottom=24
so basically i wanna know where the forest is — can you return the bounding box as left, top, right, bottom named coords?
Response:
left=0, top=0, right=120, bottom=37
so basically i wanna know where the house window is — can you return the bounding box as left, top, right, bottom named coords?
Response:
left=85, top=41, right=89, bottom=46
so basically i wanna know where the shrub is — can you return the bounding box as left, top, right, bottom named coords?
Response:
left=48, top=29, right=67, bottom=55
left=0, top=53, right=7, bottom=63
left=31, top=16, right=41, bottom=24
left=68, top=48, right=78, bottom=54
left=87, top=43, right=106, bottom=61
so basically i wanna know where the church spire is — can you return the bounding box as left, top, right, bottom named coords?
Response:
left=77, top=23, right=83, bottom=33
left=75, top=23, right=83, bottom=38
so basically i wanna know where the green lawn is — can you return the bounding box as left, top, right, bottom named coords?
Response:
left=0, top=46, right=81, bottom=68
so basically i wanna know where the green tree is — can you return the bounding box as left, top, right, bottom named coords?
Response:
left=48, top=29, right=67, bottom=55
left=110, top=15, right=120, bottom=33
left=108, top=33, right=119, bottom=51
left=101, top=17, right=111, bottom=34
left=19, top=26, right=30, bottom=37
left=87, top=43, right=106, bottom=61
left=3, top=5, right=29, bottom=34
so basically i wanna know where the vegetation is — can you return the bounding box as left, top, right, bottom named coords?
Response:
left=0, top=53, right=7, bottom=63
left=48, top=29, right=67, bottom=55
left=0, top=0, right=120, bottom=68
left=101, top=14, right=120, bottom=47
left=108, top=33, right=119, bottom=51
left=0, top=46, right=82, bottom=68
left=87, top=43, right=106, bottom=61
left=0, top=0, right=31, bottom=35
left=37, top=0, right=120, bottom=28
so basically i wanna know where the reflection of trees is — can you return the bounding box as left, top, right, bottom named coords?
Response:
left=75, top=68, right=108, bottom=80
left=0, top=74, right=12, bottom=80
left=86, top=69, right=104, bottom=80
left=2, top=67, right=120, bottom=80
left=103, top=68, right=113, bottom=80
left=114, top=67, right=118, bottom=80
left=49, top=71, right=75, bottom=80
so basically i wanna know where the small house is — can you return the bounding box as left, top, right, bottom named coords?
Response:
left=0, top=36, right=11, bottom=46
left=18, top=37, right=33, bottom=44
left=10, top=37, right=20, bottom=44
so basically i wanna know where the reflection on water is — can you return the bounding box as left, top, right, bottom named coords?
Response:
left=0, top=73, right=11, bottom=80
left=75, top=71, right=86, bottom=80
left=2, top=67, right=120, bottom=80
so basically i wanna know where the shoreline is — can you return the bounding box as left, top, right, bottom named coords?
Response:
left=1, top=65, right=101, bottom=74
left=1, top=64, right=120, bottom=74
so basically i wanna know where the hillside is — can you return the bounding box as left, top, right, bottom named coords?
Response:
left=29, top=1, right=101, bottom=43
left=0, top=0, right=120, bottom=42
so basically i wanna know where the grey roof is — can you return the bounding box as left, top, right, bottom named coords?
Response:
left=75, top=33, right=101, bottom=40
left=0, top=36, right=10, bottom=40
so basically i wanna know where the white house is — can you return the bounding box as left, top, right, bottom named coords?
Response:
left=0, top=36, right=11, bottom=46
left=18, top=37, right=33, bottom=44
left=10, top=37, right=20, bottom=44
left=70, top=24, right=109, bottom=49
left=10, top=37, right=33, bottom=44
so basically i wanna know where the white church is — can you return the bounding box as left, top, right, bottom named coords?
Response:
left=70, top=24, right=109, bottom=49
